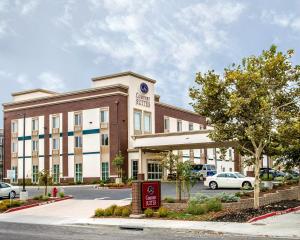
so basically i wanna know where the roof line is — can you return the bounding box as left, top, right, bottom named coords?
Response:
left=12, top=89, right=58, bottom=97
left=155, top=101, right=201, bottom=117
left=91, top=71, right=157, bottom=84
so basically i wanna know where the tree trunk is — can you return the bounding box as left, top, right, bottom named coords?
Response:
left=298, top=164, right=300, bottom=200
left=176, top=179, right=182, bottom=201
left=253, top=155, right=261, bottom=209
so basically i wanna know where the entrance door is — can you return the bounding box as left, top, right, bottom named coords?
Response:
left=132, top=160, right=138, bottom=180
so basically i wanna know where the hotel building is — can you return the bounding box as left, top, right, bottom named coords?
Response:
left=2, top=72, right=239, bottom=184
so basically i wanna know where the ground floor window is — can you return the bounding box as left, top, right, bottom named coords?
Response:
left=12, top=166, right=18, bottom=183
left=53, top=164, right=60, bottom=183
left=75, top=163, right=82, bottom=183
left=132, top=160, right=138, bottom=180
left=101, top=162, right=109, bottom=180
left=147, top=161, right=162, bottom=180
left=32, top=165, right=39, bottom=184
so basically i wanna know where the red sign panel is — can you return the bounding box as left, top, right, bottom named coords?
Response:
left=141, top=181, right=161, bottom=209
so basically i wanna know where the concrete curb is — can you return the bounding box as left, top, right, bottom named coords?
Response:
left=4, top=196, right=73, bottom=214
left=248, top=205, right=300, bottom=223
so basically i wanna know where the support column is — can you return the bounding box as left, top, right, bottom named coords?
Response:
left=137, top=149, right=144, bottom=180
left=131, top=181, right=143, bottom=215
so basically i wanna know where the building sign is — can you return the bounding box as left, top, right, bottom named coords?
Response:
left=140, top=82, right=149, bottom=93
left=136, top=93, right=150, bottom=107
left=141, top=181, right=161, bottom=209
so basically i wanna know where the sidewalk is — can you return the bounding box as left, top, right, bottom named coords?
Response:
left=68, top=210, right=300, bottom=239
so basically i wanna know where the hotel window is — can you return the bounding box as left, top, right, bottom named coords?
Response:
left=164, top=117, right=170, bottom=132
left=75, top=136, right=82, bottom=148
left=74, top=113, right=82, bottom=126
left=132, top=160, right=138, bottom=180
left=134, top=110, right=142, bottom=132
left=144, top=112, right=151, bottom=133
left=189, top=122, right=194, bottom=131
left=12, top=141, right=18, bottom=153
left=101, top=162, right=109, bottom=180
left=32, top=165, right=39, bottom=184
left=147, top=162, right=162, bottom=180
left=101, top=134, right=109, bottom=146
left=52, top=116, right=60, bottom=129
left=75, top=163, right=82, bottom=183
left=53, top=164, right=60, bottom=183
left=12, top=166, right=18, bottom=183
left=32, top=118, right=38, bottom=131
left=228, top=149, right=232, bottom=160
left=32, top=140, right=39, bottom=151
left=199, top=124, right=203, bottom=130
left=177, top=120, right=182, bottom=132
left=100, top=109, right=109, bottom=123
left=11, top=121, right=17, bottom=133
left=52, top=138, right=59, bottom=150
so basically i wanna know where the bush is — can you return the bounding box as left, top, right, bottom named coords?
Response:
left=33, top=195, right=42, bottom=200
left=114, top=206, right=124, bottom=216
left=187, top=202, right=208, bottom=215
left=235, top=190, right=251, bottom=198
left=157, top=207, right=168, bottom=218
left=216, top=192, right=240, bottom=203
left=164, top=197, right=175, bottom=203
left=261, top=173, right=273, bottom=181
left=42, top=196, right=49, bottom=201
left=206, top=198, right=222, bottom=212
left=274, top=176, right=284, bottom=182
left=144, top=208, right=154, bottom=217
left=95, top=208, right=105, bottom=217
left=122, top=207, right=131, bottom=217
left=104, top=207, right=114, bottom=216
left=0, top=202, right=8, bottom=212
left=59, top=192, right=65, bottom=198
left=190, top=193, right=209, bottom=204
left=47, top=193, right=51, bottom=197
left=260, top=186, right=269, bottom=192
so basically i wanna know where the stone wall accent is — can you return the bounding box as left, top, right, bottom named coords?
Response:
left=162, top=186, right=299, bottom=212
left=131, top=181, right=143, bottom=215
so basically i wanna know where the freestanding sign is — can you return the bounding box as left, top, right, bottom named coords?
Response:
left=141, top=181, right=161, bottom=209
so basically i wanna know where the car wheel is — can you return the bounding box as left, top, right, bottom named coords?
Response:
left=209, top=181, right=218, bottom=190
left=9, top=191, right=16, bottom=199
left=242, top=181, right=252, bottom=188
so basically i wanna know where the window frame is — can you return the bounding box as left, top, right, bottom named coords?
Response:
left=101, top=134, right=109, bottom=146
left=177, top=120, right=182, bottom=132
left=32, top=140, right=39, bottom=152
left=52, top=138, right=60, bottom=150
left=164, top=117, right=170, bottom=132
left=32, top=118, right=39, bottom=131
left=11, top=121, right=18, bottom=133
left=53, top=164, right=60, bottom=183
left=189, top=122, right=194, bottom=131
left=52, top=115, right=60, bottom=129
left=74, top=112, right=82, bottom=126
left=134, top=110, right=142, bottom=132
left=75, top=163, right=83, bottom=183
left=74, top=136, right=83, bottom=148
left=101, top=162, right=109, bottom=180
left=143, top=112, right=151, bottom=133
left=100, top=109, right=109, bottom=123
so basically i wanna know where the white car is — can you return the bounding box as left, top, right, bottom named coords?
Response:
left=0, top=182, right=20, bottom=199
left=204, top=172, right=255, bottom=190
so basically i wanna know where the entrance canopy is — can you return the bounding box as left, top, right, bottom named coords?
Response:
left=132, top=130, right=235, bottom=151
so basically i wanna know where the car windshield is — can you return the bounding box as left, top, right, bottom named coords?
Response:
left=210, top=165, right=216, bottom=170
left=235, top=173, right=246, bottom=178
left=192, top=165, right=203, bottom=171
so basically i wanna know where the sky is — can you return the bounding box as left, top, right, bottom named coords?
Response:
left=1, top=0, right=300, bottom=127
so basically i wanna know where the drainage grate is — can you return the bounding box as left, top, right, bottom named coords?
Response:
left=119, top=226, right=144, bottom=231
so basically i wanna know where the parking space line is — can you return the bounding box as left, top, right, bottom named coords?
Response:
left=94, top=197, right=110, bottom=200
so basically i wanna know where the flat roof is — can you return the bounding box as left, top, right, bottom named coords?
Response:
left=12, top=89, right=58, bottom=97
left=92, top=71, right=157, bottom=84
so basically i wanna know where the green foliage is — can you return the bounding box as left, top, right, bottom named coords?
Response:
left=274, top=176, right=284, bottom=182
left=114, top=206, right=124, bottom=216
left=47, top=193, right=51, bottom=197
left=206, top=198, right=222, bottom=212
left=33, top=194, right=49, bottom=201
left=112, top=151, right=125, bottom=178
left=0, top=202, right=8, bottom=212
left=161, top=152, right=179, bottom=176
left=144, top=208, right=154, bottom=217
left=121, top=207, right=131, bottom=217
left=189, top=193, right=210, bottom=204
left=235, top=190, right=251, bottom=198
left=157, top=207, right=168, bottom=218
left=261, top=173, right=274, bottom=181
left=95, top=208, right=105, bottom=217
left=104, top=207, right=114, bottom=216
left=59, top=192, right=65, bottom=198
left=0, top=200, right=24, bottom=212
left=164, top=197, right=175, bottom=203
left=38, top=170, right=53, bottom=196
left=215, top=192, right=240, bottom=203
left=187, top=202, right=208, bottom=215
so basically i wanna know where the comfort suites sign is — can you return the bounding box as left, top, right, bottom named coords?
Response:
left=141, top=181, right=161, bottom=209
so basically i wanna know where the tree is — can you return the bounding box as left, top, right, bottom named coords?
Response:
left=112, top=151, right=124, bottom=179
left=190, top=45, right=300, bottom=208
left=38, top=170, right=53, bottom=196
left=161, top=151, right=178, bottom=178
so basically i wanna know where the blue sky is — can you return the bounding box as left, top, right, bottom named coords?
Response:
left=1, top=0, right=300, bottom=127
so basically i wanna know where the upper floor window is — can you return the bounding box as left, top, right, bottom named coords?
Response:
left=32, top=140, right=39, bottom=151
left=11, top=121, right=18, bottom=133
left=32, top=118, right=39, bottom=131
left=52, top=116, right=60, bottom=129
left=74, top=113, right=82, bottom=126
left=12, top=141, right=18, bottom=153
left=164, top=117, right=170, bottom=132
left=101, top=134, right=109, bottom=146
left=228, top=149, right=232, bottom=159
left=100, top=110, right=109, bottom=123
left=144, top=112, right=151, bottom=133
left=75, top=136, right=82, bottom=148
left=134, top=111, right=142, bottom=132
left=177, top=120, right=182, bottom=132
left=189, top=122, right=194, bottom=131
left=52, top=138, right=59, bottom=150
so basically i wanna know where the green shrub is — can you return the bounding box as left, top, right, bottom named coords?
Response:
left=190, top=193, right=209, bottom=204
left=114, top=206, right=124, bottom=216
left=206, top=198, right=222, bottom=212
left=216, top=192, right=240, bottom=203
left=144, top=208, right=154, bottom=217
left=157, top=207, right=168, bottom=218
left=95, top=208, right=105, bottom=217
left=47, top=193, right=51, bottom=197
left=0, top=202, right=8, bottom=212
left=164, top=197, right=175, bottom=203
left=241, top=185, right=254, bottom=191
left=187, top=202, right=208, bottom=215
left=104, top=207, right=114, bottom=216
left=274, top=176, right=284, bottom=182
left=261, top=173, right=273, bottom=181
left=260, top=186, right=269, bottom=192
left=121, top=207, right=131, bottom=217
left=42, top=196, right=49, bottom=201
left=59, top=192, right=65, bottom=198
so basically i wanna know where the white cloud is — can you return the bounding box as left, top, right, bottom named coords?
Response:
left=38, top=72, right=65, bottom=91
left=17, top=0, right=39, bottom=15
left=0, top=21, right=8, bottom=38
left=55, top=0, right=74, bottom=27
left=16, top=74, right=33, bottom=89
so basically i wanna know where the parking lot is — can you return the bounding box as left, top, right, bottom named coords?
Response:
left=24, top=182, right=239, bottom=200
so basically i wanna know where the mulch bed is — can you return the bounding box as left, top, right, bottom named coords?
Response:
left=211, top=200, right=300, bottom=222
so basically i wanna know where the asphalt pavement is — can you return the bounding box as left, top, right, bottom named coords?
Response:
left=0, top=222, right=289, bottom=240
left=24, top=182, right=239, bottom=200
